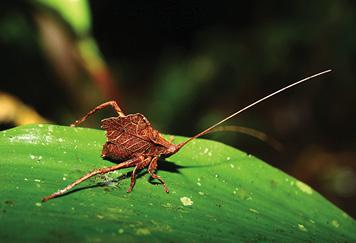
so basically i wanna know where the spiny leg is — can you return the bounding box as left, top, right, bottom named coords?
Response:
left=127, top=157, right=151, bottom=193
left=42, top=156, right=143, bottom=202
left=71, top=100, right=125, bottom=127
left=148, top=156, right=169, bottom=193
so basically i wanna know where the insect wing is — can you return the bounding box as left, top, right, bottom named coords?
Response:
left=101, top=114, right=153, bottom=160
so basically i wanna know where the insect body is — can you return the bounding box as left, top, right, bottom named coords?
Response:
left=42, top=70, right=331, bottom=202
left=101, top=114, right=179, bottom=161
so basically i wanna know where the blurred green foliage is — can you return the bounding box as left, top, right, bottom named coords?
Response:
left=36, top=0, right=91, bottom=36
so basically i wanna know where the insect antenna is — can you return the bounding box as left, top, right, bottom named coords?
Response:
left=205, top=125, right=283, bottom=151
left=176, top=69, right=332, bottom=149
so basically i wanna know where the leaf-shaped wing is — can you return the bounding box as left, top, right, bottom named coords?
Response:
left=101, top=114, right=157, bottom=161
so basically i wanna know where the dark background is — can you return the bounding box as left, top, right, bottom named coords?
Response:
left=0, top=1, right=355, bottom=217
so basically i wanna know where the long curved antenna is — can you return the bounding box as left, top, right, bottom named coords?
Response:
left=177, top=69, right=332, bottom=149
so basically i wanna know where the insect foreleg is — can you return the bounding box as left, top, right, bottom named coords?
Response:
left=71, top=101, right=125, bottom=127
left=148, top=156, right=169, bottom=193
left=127, top=156, right=152, bottom=193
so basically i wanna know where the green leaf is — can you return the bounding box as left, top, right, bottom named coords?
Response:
left=0, top=124, right=355, bottom=242
left=35, top=0, right=92, bottom=36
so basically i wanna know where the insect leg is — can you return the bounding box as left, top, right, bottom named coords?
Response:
left=127, top=156, right=151, bottom=193
left=71, top=101, right=125, bottom=127
left=42, top=156, right=142, bottom=202
left=148, top=156, right=169, bottom=193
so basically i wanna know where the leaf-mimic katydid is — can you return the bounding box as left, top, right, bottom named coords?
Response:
left=42, top=70, right=331, bottom=202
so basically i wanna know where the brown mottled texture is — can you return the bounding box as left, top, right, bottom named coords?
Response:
left=101, top=114, right=175, bottom=161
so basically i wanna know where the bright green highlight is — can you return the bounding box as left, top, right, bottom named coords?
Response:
left=36, top=0, right=91, bottom=35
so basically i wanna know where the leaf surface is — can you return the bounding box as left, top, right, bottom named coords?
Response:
left=0, top=125, right=355, bottom=242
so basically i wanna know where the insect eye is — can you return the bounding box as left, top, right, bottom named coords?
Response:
left=167, top=145, right=177, bottom=154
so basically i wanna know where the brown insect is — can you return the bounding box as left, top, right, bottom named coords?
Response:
left=42, top=70, right=331, bottom=202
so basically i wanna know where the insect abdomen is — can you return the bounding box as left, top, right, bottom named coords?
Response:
left=101, top=142, right=134, bottom=161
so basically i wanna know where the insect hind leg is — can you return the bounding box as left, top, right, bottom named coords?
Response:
left=42, top=157, right=141, bottom=202
left=71, top=101, right=125, bottom=127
